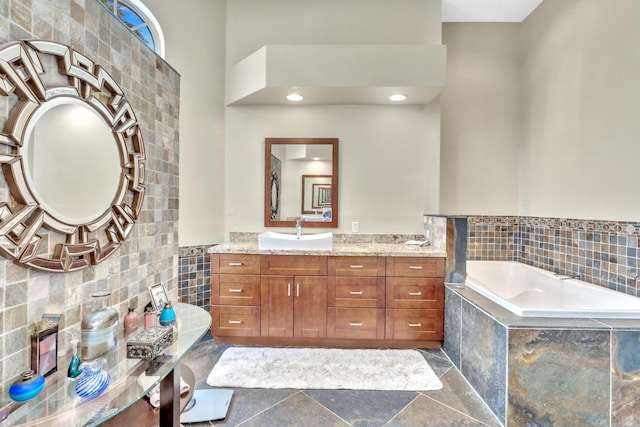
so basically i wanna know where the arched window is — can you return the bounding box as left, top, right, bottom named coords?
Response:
left=98, top=0, right=165, bottom=57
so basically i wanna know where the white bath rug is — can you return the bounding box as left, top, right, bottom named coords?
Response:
left=206, top=347, right=443, bottom=391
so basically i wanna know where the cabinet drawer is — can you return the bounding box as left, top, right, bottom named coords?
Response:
left=386, top=277, right=444, bottom=309
left=385, top=257, right=444, bottom=278
left=327, top=276, right=385, bottom=308
left=212, top=275, right=260, bottom=306
left=385, top=309, right=443, bottom=341
left=212, top=254, right=260, bottom=275
left=327, top=308, right=385, bottom=340
left=328, top=256, right=385, bottom=277
left=212, top=305, right=260, bottom=337
left=261, top=255, right=327, bottom=276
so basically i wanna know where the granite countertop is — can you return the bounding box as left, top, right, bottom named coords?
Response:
left=207, top=233, right=447, bottom=257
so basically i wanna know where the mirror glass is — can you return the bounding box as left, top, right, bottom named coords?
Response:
left=24, top=100, right=122, bottom=225
left=264, top=138, right=338, bottom=228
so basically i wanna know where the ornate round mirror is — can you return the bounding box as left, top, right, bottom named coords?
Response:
left=0, top=40, right=146, bottom=272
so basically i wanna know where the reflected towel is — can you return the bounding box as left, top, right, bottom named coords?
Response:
left=137, top=374, right=190, bottom=408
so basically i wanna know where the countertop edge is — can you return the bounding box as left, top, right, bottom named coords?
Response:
left=206, top=243, right=446, bottom=257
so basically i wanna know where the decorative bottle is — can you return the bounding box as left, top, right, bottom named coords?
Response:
left=144, top=306, right=158, bottom=329
left=159, top=302, right=176, bottom=327
left=74, top=358, right=110, bottom=399
left=8, top=370, right=45, bottom=402
left=81, top=291, right=118, bottom=360
left=124, top=307, right=138, bottom=331
left=67, top=338, right=83, bottom=379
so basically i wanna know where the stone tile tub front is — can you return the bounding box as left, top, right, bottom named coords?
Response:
left=444, top=269, right=640, bottom=426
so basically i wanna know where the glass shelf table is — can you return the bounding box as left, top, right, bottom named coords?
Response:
left=4, top=303, right=211, bottom=427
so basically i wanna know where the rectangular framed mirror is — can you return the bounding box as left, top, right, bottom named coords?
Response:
left=264, top=138, right=339, bottom=228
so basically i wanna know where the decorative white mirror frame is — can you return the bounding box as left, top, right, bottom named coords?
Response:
left=0, top=40, right=145, bottom=272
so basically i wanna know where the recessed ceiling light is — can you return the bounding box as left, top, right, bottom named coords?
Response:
left=389, top=94, right=408, bottom=102
left=286, top=93, right=304, bottom=102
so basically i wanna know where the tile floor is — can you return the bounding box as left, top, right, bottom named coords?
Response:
left=181, top=335, right=502, bottom=427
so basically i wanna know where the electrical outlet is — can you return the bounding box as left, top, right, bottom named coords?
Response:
left=351, top=221, right=359, bottom=233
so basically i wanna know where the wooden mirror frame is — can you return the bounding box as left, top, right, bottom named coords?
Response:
left=264, top=138, right=338, bottom=228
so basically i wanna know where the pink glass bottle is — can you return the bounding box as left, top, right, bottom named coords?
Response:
left=124, top=307, right=138, bottom=331
left=144, top=307, right=158, bottom=329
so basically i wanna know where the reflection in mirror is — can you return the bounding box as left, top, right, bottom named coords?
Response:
left=24, top=99, right=122, bottom=225
left=301, top=175, right=331, bottom=215
left=264, top=138, right=338, bottom=228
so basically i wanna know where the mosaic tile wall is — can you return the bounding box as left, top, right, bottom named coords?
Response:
left=178, top=245, right=211, bottom=311
left=468, top=216, right=640, bottom=296
left=0, top=0, right=180, bottom=394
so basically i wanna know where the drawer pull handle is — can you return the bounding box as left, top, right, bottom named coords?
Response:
left=296, top=283, right=300, bottom=297
left=408, top=291, right=423, bottom=296
left=349, top=322, right=363, bottom=327
left=228, top=320, right=243, bottom=324
left=228, top=262, right=243, bottom=266
left=288, top=283, right=291, bottom=297
left=408, top=322, right=422, bottom=327
left=228, top=288, right=243, bottom=293
left=409, top=265, right=423, bottom=270
left=350, top=265, right=364, bottom=269
left=349, top=291, right=363, bottom=295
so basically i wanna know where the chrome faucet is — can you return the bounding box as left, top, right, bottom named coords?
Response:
left=296, top=218, right=303, bottom=239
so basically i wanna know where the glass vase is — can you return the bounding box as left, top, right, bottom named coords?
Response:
left=81, top=291, right=118, bottom=360
left=74, top=358, right=110, bottom=399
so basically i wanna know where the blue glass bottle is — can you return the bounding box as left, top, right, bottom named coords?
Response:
left=159, top=302, right=176, bottom=327
left=67, top=338, right=82, bottom=379
left=9, top=370, right=45, bottom=401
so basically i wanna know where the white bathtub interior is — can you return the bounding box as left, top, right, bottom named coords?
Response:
left=465, top=261, right=640, bottom=318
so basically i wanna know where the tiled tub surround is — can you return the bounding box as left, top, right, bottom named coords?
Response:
left=468, top=216, right=640, bottom=297
left=444, top=285, right=640, bottom=426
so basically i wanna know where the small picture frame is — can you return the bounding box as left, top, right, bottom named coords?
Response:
left=148, top=283, right=168, bottom=311
left=31, top=326, right=58, bottom=377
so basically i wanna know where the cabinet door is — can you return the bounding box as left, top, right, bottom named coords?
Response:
left=293, top=276, right=327, bottom=338
left=261, top=275, right=294, bottom=337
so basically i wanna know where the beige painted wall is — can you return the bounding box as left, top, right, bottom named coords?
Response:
left=143, top=0, right=227, bottom=246
left=225, top=104, right=441, bottom=235
left=519, top=0, right=640, bottom=221
left=223, top=0, right=443, bottom=237
left=440, top=23, right=521, bottom=216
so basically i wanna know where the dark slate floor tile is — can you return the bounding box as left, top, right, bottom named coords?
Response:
left=238, top=392, right=350, bottom=427
left=424, top=368, right=502, bottom=427
left=305, top=389, right=419, bottom=427
left=210, top=388, right=299, bottom=426
left=386, top=394, right=487, bottom=427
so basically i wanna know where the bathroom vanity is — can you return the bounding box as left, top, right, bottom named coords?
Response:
left=209, top=237, right=446, bottom=348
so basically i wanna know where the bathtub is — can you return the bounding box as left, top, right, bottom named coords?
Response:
left=465, top=261, right=640, bottom=318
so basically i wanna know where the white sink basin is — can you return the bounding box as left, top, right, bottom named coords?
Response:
left=258, top=231, right=333, bottom=251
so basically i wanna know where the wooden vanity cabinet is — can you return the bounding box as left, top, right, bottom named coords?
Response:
left=211, top=253, right=445, bottom=348
left=260, top=255, right=327, bottom=338
left=211, top=254, right=261, bottom=337
left=327, top=256, right=385, bottom=340
left=385, top=257, right=444, bottom=341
